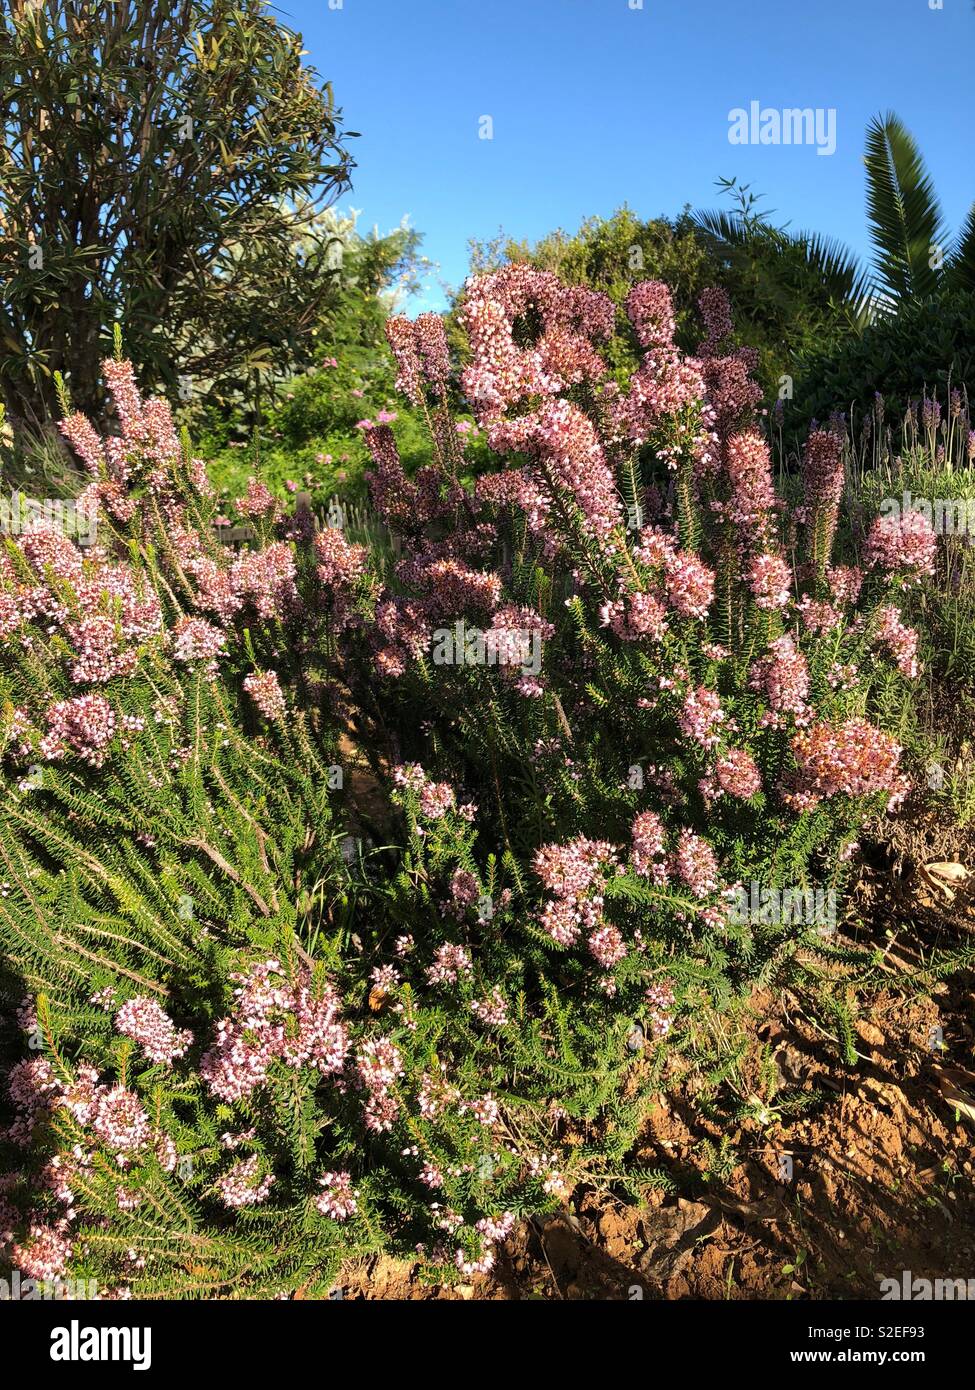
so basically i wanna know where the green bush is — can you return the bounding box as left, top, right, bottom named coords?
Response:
left=792, top=290, right=975, bottom=433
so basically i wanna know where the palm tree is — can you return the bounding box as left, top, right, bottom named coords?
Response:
left=694, top=178, right=873, bottom=334
left=695, top=114, right=975, bottom=325
left=864, top=112, right=975, bottom=303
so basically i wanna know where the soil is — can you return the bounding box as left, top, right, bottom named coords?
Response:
left=339, top=809, right=975, bottom=1300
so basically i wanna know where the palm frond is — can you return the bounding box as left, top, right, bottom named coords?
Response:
left=947, top=200, right=975, bottom=294
left=693, top=209, right=755, bottom=247
left=793, top=229, right=873, bottom=322
left=693, top=209, right=789, bottom=250
left=864, top=111, right=946, bottom=304
left=694, top=208, right=870, bottom=320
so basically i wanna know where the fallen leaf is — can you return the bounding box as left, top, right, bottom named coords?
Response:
left=918, top=862, right=971, bottom=902
left=933, top=1067, right=975, bottom=1126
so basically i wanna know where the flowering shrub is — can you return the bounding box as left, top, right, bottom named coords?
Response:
left=348, top=266, right=923, bottom=971
left=0, top=267, right=936, bottom=1298
left=0, top=359, right=571, bottom=1296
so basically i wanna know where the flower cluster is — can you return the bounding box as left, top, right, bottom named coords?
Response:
left=865, top=509, right=938, bottom=580
left=200, top=960, right=348, bottom=1103
left=243, top=670, right=287, bottom=723
left=215, top=1156, right=275, bottom=1209
left=784, top=718, right=909, bottom=811
left=114, top=996, right=192, bottom=1065
left=315, top=1170, right=358, bottom=1221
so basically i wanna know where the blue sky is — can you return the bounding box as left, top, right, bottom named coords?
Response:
left=279, top=0, right=974, bottom=310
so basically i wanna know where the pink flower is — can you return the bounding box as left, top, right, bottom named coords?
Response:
left=874, top=606, right=921, bottom=678
left=357, top=1036, right=405, bottom=1133
left=171, top=616, right=225, bottom=677
left=748, top=553, right=792, bottom=610
left=784, top=717, right=908, bottom=811
left=801, top=429, right=845, bottom=511
left=91, top=1086, right=151, bottom=1157
left=646, top=981, right=676, bottom=1039
left=115, top=996, right=192, bottom=1065
left=673, top=830, right=719, bottom=898
left=460, top=264, right=612, bottom=422
left=316, top=1171, right=358, bottom=1220
left=426, top=944, right=473, bottom=986
left=216, top=1156, right=275, bottom=1209
left=664, top=551, right=715, bottom=619
left=630, top=811, right=668, bottom=883
left=712, top=748, right=761, bottom=800
left=243, top=670, right=286, bottom=722
left=40, top=694, right=117, bottom=766
left=470, top=988, right=509, bottom=1027
left=236, top=478, right=278, bottom=519
left=625, top=280, right=676, bottom=350
left=796, top=594, right=841, bottom=634
left=490, top=399, right=622, bottom=545
left=12, top=1221, right=72, bottom=1282
left=749, top=635, right=810, bottom=721
left=865, top=509, right=937, bottom=579
left=201, top=961, right=348, bottom=1103
left=589, top=923, right=627, bottom=969
left=602, top=590, right=668, bottom=642
left=678, top=686, right=725, bottom=749
left=724, top=432, right=776, bottom=540
left=827, top=564, right=863, bottom=605
left=697, top=287, right=733, bottom=354
left=534, top=838, right=617, bottom=898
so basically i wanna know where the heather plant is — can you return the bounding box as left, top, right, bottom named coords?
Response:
left=838, top=391, right=975, bottom=820
left=0, top=355, right=583, bottom=1296
left=344, top=267, right=940, bottom=1091
left=0, top=270, right=958, bottom=1302
left=0, top=356, right=375, bottom=1295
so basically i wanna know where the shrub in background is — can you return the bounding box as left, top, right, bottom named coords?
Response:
left=0, top=0, right=355, bottom=426
left=790, top=288, right=975, bottom=436
left=193, top=211, right=432, bottom=507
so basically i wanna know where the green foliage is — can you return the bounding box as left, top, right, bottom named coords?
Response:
left=0, top=0, right=355, bottom=426
left=789, top=288, right=975, bottom=430
left=467, top=206, right=717, bottom=367
left=193, top=212, right=432, bottom=505
left=694, top=179, right=872, bottom=388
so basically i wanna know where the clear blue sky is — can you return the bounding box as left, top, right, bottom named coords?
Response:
left=279, top=0, right=974, bottom=310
